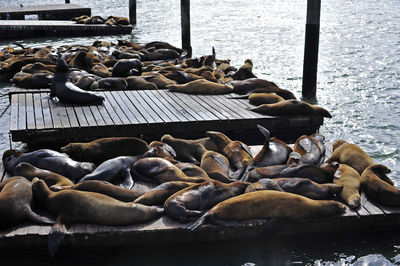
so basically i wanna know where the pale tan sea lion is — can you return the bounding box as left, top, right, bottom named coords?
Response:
left=167, top=79, right=233, bottom=95
left=287, top=133, right=326, bottom=166
left=248, top=92, right=285, bottom=105
left=333, top=164, right=361, bottom=209
left=161, top=134, right=206, bottom=163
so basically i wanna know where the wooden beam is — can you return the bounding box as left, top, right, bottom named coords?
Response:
left=65, top=0, right=70, bottom=3
left=129, top=0, right=137, bottom=25
left=302, top=0, right=321, bottom=99
left=180, top=0, right=192, bottom=57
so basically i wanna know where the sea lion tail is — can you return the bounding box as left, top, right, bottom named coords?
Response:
left=186, top=212, right=211, bottom=231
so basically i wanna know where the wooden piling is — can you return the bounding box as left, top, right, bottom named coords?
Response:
left=65, top=0, right=70, bottom=3
left=129, top=0, right=137, bottom=25
left=180, top=0, right=192, bottom=57
left=302, top=0, right=321, bottom=99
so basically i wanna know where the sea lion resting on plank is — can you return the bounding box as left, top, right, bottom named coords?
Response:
left=287, top=133, right=326, bottom=166
left=0, top=177, right=54, bottom=228
left=188, top=190, right=346, bottom=230
left=199, top=145, right=233, bottom=183
left=333, top=164, right=361, bottom=209
left=166, top=79, right=233, bottom=95
left=230, top=78, right=296, bottom=100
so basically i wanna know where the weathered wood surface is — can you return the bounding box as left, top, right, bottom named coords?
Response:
left=0, top=20, right=132, bottom=40
left=0, top=4, right=90, bottom=20
left=8, top=90, right=324, bottom=146
left=0, top=145, right=400, bottom=249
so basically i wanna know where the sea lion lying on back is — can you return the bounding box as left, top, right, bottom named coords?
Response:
left=231, top=78, right=296, bottom=100
left=188, top=190, right=346, bottom=230
left=60, top=137, right=148, bottom=165
left=199, top=145, right=232, bottom=183
left=287, top=133, right=326, bottom=165
left=167, top=79, right=233, bottom=95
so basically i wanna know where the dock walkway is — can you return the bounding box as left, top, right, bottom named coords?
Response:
left=9, top=89, right=324, bottom=147
left=0, top=4, right=90, bottom=20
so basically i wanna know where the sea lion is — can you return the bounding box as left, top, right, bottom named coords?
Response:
left=164, top=180, right=249, bottom=223
left=230, top=59, right=257, bottom=80
left=250, top=100, right=332, bottom=118
left=161, top=134, right=218, bottom=153
left=248, top=92, right=285, bottom=105
left=32, top=178, right=163, bottom=226
left=148, top=141, right=176, bottom=161
left=326, top=140, right=379, bottom=176
left=3, top=149, right=95, bottom=183
left=131, top=157, right=207, bottom=184
left=333, top=164, right=361, bottom=209
left=14, top=162, right=74, bottom=188
left=143, top=41, right=184, bottom=54
left=142, top=49, right=181, bottom=61
left=287, top=133, right=326, bottom=165
left=91, top=63, right=111, bottom=77
left=60, top=137, right=148, bottom=165
left=78, top=149, right=156, bottom=189
left=51, top=180, right=144, bottom=202
left=205, top=131, right=253, bottom=180
left=0, top=177, right=54, bottom=228
left=246, top=162, right=339, bottom=183
left=188, top=190, right=346, bottom=230
left=21, top=62, right=56, bottom=74
left=174, top=162, right=210, bottom=180
left=231, top=78, right=296, bottom=100
left=68, top=51, right=95, bottom=71
left=167, top=79, right=233, bottom=95
left=361, top=164, right=399, bottom=206
left=50, top=55, right=104, bottom=105
left=11, top=72, right=53, bottom=89
left=89, top=77, right=128, bottom=90
left=134, top=181, right=195, bottom=206
left=244, top=178, right=283, bottom=193
left=112, top=59, right=143, bottom=77
left=142, top=72, right=176, bottom=89
left=199, top=147, right=232, bottom=183
left=160, top=134, right=207, bottom=163
left=126, top=76, right=158, bottom=90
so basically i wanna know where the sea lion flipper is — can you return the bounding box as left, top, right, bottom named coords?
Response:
left=186, top=212, right=210, bottom=230
left=48, top=217, right=68, bottom=258
left=211, top=154, right=229, bottom=172
left=27, top=209, right=55, bottom=225
left=240, top=143, right=253, bottom=157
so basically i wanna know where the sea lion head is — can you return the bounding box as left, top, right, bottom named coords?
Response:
left=332, top=139, right=348, bottom=151
left=2, top=149, right=23, bottom=171
left=56, top=54, right=70, bottom=72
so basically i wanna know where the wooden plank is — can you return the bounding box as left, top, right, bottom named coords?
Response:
left=90, top=105, right=106, bottom=126
left=17, top=94, right=26, bottom=130
left=96, top=103, right=114, bottom=126
left=179, top=93, right=219, bottom=121
left=360, top=193, right=385, bottom=216
left=10, top=94, right=18, bottom=131
left=61, top=102, right=79, bottom=128
left=203, top=94, right=241, bottom=120
left=33, top=94, right=44, bottom=130
left=56, top=100, right=70, bottom=128
left=123, top=91, right=158, bottom=123
left=81, top=106, right=98, bottom=127
left=217, top=95, right=260, bottom=119
left=111, top=91, right=140, bottom=124
left=25, top=94, right=36, bottom=130
left=97, top=92, right=122, bottom=125
left=102, top=92, right=130, bottom=124
left=191, top=95, right=227, bottom=121
left=153, top=90, right=192, bottom=121
left=47, top=95, right=62, bottom=129
left=130, top=90, right=164, bottom=123
left=166, top=92, right=203, bottom=121
left=73, top=106, right=89, bottom=127
left=137, top=90, right=176, bottom=122
left=144, top=90, right=180, bottom=122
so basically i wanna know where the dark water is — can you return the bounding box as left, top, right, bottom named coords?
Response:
left=0, top=0, right=399, bottom=264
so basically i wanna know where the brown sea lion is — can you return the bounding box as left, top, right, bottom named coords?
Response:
left=21, top=62, right=57, bottom=74
left=51, top=180, right=144, bottom=202
left=142, top=49, right=180, bottom=61
left=230, top=59, right=257, bottom=80
left=60, top=137, right=148, bottom=165
left=250, top=99, right=332, bottom=118
left=246, top=162, right=339, bottom=183
left=142, top=72, right=176, bottom=89
left=188, top=190, right=346, bottom=230
left=148, top=141, right=176, bottom=161
left=326, top=140, right=378, bottom=176
left=248, top=92, right=285, bottom=105
left=205, top=131, right=253, bottom=180
left=68, top=51, right=95, bottom=71
left=0, top=177, right=54, bottom=228
left=11, top=72, right=53, bottom=89
left=160, top=134, right=208, bottom=163
left=244, top=178, right=283, bottom=193
left=231, top=78, right=296, bottom=100
left=361, top=164, right=399, bottom=206
left=167, top=79, right=233, bottom=95
left=32, top=178, right=163, bottom=226
left=287, top=133, right=326, bottom=165
left=3, top=149, right=95, bottom=183
left=91, top=63, right=111, bottom=77
left=89, top=77, right=128, bottom=90
left=126, top=76, right=158, bottom=90
left=14, top=162, right=74, bottom=188
left=199, top=146, right=232, bottom=183
left=134, top=181, right=196, bottom=206
left=333, top=164, right=361, bottom=209
left=174, top=162, right=210, bottom=180
left=160, top=134, right=218, bottom=153
left=131, top=157, right=206, bottom=184
left=164, top=180, right=249, bottom=222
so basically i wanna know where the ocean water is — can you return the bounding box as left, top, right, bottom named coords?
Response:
left=0, top=0, right=399, bottom=264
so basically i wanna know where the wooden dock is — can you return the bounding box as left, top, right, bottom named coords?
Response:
left=0, top=145, right=400, bottom=252
left=8, top=89, right=324, bottom=147
left=0, top=20, right=132, bottom=40
left=0, top=4, right=90, bottom=20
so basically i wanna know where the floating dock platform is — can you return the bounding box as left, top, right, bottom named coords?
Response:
left=0, top=20, right=132, bottom=40
left=8, top=89, right=324, bottom=147
left=0, top=4, right=90, bottom=20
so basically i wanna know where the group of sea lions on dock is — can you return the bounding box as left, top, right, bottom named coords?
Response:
left=0, top=40, right=331, bottom=117
left=0, top=126, right=397, bottom=236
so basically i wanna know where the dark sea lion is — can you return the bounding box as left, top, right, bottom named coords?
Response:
left=188, top=190, right=346, bottom=230
left=50, top=55, right=104, bottom=105
left=60, top=137, right=148, bottom=165
left=161, top=134, right=207, bottom=163
left=143, top=41, right=184, bottom=54
left=148, top=141, right=176, bottom=161
left=91, top=63, right=111, bottom=77
left=287, top=133, right=326, bottom=165
left=126, top=76, right=158, bottom=90
left=248, top=92, right=285, bottom=105
left=199, top=147, right=232, bottom=183
left=89, top=77, right=128, bottom=90
left=21, top=62, right=57, bottom=74
left=161, top=134, right=218, bottom=154
left=361, top=164, right=399, bottom=206
left=32, top=178, right=163, bottom=226
left=246, top=162, right=339, bottom=183
left=250, top=100, right=332, bottom=118
left=115, top=16, right=130, bottom=25
left=131, top=157, right=206, bottom=184
left=11, top=71, right=53, bottom=89
left=134, top=181, right=195, bottom=206
left=112, top=59, right=143, bottom=77
left=73, top=73, right=98, bottom=90
left=142, top=72, right=176, bottom=89
left=163, top=70, right=201, bottom=84
left=205, top=131, right=253, bottom=180
left=142, top=49, right=180, bottom=61
left=167, top=79, right=233, bottom=95
left=174, top=162, right=210, bottom=180
left=244, top=178, right=283, bottom=193
left=230, top=59, right=257, bottom=80
left=326, top=140, right=378, bottom=176
left=333, top=164, right=361, bottom=209
left=68, top=51, right=95, bottom=71
left=164, top=180, right=249, bottom=223
left=231, top=78, right=296, bottom=100
left=201, top=71, right=218, bottom=83
left=14, top=162, right=74, bottom=188
left=52, top=180, right=144, bottom=202
left=3, top=149, right=95, bottom=183
left=78, top=149, right=156, bottom=189
left=0, top=177, right=54, bottom=228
